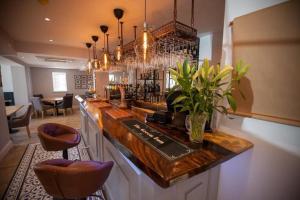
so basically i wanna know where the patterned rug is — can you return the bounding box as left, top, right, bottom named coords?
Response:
left=2, top=140, right=105, bottom=200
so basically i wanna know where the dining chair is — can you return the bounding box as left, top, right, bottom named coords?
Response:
left=8, top=105, right=33, bottom=137
left=33, top=94, right=44, bottom=99
left=56, top=95, right=73, bottom=116
left=31, top=97, right=56, bottom=119
left=33, top=94, right=54, bottom=106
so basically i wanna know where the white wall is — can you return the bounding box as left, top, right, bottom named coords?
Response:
left=0, top=56, right=30, bottom=104
left=0, top=62, right=13, bottom=92
left=10, top=65, right=29, bottom=105
left=0, top=87, right=12, bottom=160
left=30, top=67, right=87, bottom=106
left=24, top=66, right=33, bottom=98
left=218, top=1, right=300, bottom=200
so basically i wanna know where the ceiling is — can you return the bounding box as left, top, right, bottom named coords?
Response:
left=0, top=56, right=21, bottom=67
left=0, top=0, right=225, bottom=69
left=17, top=52, right=87, bottom=69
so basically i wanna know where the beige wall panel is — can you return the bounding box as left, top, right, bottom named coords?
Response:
left=232, top=1, right=300, bottom=126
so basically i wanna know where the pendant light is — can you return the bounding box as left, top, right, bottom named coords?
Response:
left=143, top=0, right=148, bottom=62
left=100, top=25, right=109, bottom=71
left=113, top=8, right=124, bottom=61
left=134, top=0, right=155, bottom=67
left=85, top=42, right=92, bottom=73
left=91, top=35, right=100, bottom=70
left=104, top=33, right=110, bottom=71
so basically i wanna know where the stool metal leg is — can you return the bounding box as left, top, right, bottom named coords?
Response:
left=62, top=149, right=68, bottom=159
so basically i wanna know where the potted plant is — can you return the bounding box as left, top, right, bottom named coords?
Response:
left=169, top=59, right=249, bottom=143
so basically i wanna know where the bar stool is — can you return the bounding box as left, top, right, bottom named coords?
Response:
left=34, top=159, right=113, bottom=200
left=37, top=123, right=81, bottom=159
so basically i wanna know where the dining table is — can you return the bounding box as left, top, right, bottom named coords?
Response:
left=42, top=97, right=63, bottom=104
left=5, top=105, right=24, bottom=133
left=43, top=97, right=64, bottom=115
left=5, top=105, right=24, bottom=117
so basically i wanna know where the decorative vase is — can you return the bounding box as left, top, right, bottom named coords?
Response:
left=185, top=113, right=207, bottom=143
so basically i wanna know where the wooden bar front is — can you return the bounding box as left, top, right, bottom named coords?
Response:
left=80, top=99, right=253, bottom=188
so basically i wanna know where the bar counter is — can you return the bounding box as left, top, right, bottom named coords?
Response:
left=77, top=96, right=253, bottom=200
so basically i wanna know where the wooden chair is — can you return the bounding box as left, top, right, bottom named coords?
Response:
left=33, top=94, right=54, bottom=106
left=31, top=97, right=56, bottom=119
left=56, top=95, right=73, bottom=116
left=8, top=105, right=33, bottom=137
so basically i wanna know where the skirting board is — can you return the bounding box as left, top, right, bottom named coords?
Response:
left=0, top=140, right=13, bottom=162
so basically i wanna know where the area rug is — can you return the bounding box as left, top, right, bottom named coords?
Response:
left=2, top=140, right=105, bottom=200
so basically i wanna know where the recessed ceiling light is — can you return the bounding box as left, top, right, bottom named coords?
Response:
left=21, top=56, right=25, bottom=59
left=44, top=17, right=51, bottom=22
left=49, top=39, right=53, bottom=42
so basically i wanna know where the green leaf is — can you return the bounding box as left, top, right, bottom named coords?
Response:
left=172, top=95, right=188, bottom=105
left=215, top=64, right=220, bottom=74
left=235, top=60, right=250, bottom=80
left=177, top=77, right=191, bottom=91
left=236, top=60, right=242, bottom=72
left=227, top=95, right=237, bottom=112
left=169, top=68, right=179, bottom=77
left=194, top=102, right=200, bottom=112
left=183, top=59, right=190, bottom=77
left=192, top=70, right=200, bottom=80
left=173, top=104, right=183, bottom=109
left=191, top=65, right=196, bottom=75
left=173, top=104, right=183, bottom=113
left=237, top=65, right=249, bottom=80
left=201, top=67, right=205, bottom=78
left=180, top=106, right=190, bottom=112
left=203, top=59, right=209, bottom=70
left=212, top=65, right=233, bottom=82
left=208, top=66, right=214, bottom=77
left=177, top=62, right=183, bottom=76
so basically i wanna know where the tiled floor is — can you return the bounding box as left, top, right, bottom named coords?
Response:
left=0, top=108, right=80, bottom=198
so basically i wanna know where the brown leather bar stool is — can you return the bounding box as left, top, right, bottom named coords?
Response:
left=34, top=159, right=113, bottom=200
left=38, top=123, right=81, bottom=159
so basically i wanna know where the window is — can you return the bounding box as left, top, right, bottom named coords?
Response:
left=165, top=71, right=176, bottom=89
left=109, top=74, right=115, bottom=82
left=52, top=72, right=67, bottom=92
left=199, top=33, right=213, bottom=64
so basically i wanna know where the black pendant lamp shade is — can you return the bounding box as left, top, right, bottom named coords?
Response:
left=100, top=25, right=108, bottom=34
left=92, top=35, right=99, bottom=43
left=114, top=8, right=124, bottom=20
left=85, top=42, right=92, bottom=73
left=100, top=25, right=110, bottom=70
left=114, top=8, right=124, bottom=61
left=86, top=42, right=92, bottom=48
left=100, top=25, right=109, bottom=49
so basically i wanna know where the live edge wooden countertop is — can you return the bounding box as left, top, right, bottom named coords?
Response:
left=81, top=100, right=253, bottom=188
